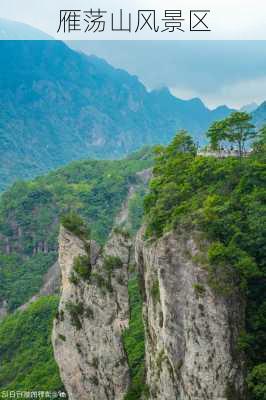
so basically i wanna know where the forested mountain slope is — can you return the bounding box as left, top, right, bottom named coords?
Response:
left=0, top=297, right=63, bottom=392
left=0, top=39, right=232, bottom=191
left=0, top=149, right=152, bottom=311
left=142, top=131, right=266, bottom=399
left=0, top=149, right=151, bottom=394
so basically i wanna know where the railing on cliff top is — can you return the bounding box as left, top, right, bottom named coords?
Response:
left=197, top=149, right=252, bottom=158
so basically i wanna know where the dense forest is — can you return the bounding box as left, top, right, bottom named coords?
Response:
left=0, top=149, right=152, bottom=311
left=0, top=150, right=152, bottom=394
left=0, top=296, right=62, bottom=391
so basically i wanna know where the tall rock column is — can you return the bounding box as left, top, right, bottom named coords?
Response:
left=135, top=228, right=246, bottom=400
left=52, top=226, right=131, bottom=400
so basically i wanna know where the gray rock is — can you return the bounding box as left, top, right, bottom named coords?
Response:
left=0, top=300, right=8, bottom=320
left=18, top=261, right=61, bottom=312
left=135, top=228, right=246, bottom=400
left=52, top=226, right=131, bottom=400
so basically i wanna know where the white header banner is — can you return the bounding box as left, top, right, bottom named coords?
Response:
left=0, top=0, right=266, bottom=40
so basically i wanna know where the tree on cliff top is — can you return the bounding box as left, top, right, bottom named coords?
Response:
left=207, top=111, right=256, bottom=156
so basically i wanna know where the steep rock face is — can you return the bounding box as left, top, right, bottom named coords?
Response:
left=0, top=300, right=8, bottom=320
left=135, top=229, right=246, bottom=400
left=52, top=227, right=131, bottom=400
left=115, top=168, right=152, bottom=228
left=18, top=261, right=60, bottom=312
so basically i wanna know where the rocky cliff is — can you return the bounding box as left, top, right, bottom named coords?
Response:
left=52, top=226, right=132, bottom=400
left=53, top=221, right=247, bottom=400
left=135, top=228, right=246, bottom=400
left=18, top=261, right=60, bottom=312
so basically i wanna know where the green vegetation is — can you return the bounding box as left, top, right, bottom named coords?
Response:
left=128, top=190, right=146, bottom=235
left=193, top=283, right=206, bottom=297
left=89, top=257, right=123, bottom=294
left=61, top=212, right=90, bottom=241
left=0, top=41, right=234, bottom=192
left=0, top=296, right=63, bottom=391
left=1, top=113, right=265, bottom=397
left=65, top=301, right=84, bottom=330
left=151, top=279, right=160, bottom=305
left=0, top=154, right=152, bottom=310
left=113, top=226, right=131, bottom=239
left=91, top=272, right=108, bottom=291
left=103, top=256, right=123, bottom=272
left=247, top=364, right=266, bottom=399
left=73, top=255, right=91, bottom=282
left=207, top=111, right=256, bottom=155
left=156, top=349, right=167, bottom=373
left=144, top=122, right=266, bottom=399
left=123, top=276, right=148, bottom=400
left=0, top=252, right=57, bottom=311
left=253, top=126, right=266, bottom=159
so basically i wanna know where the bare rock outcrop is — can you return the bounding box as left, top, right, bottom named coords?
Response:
left=52, top=226, right=131, bottom=400
left=0, top=300, right=8, bottom=320
left=18, top=261, right=60, bottom=312
left=135, top=228, right=246, bottom=400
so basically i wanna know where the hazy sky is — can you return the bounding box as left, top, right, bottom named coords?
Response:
left=1, top=0, right=266, bottom=109
left=1, top=0, right=266, bottom=40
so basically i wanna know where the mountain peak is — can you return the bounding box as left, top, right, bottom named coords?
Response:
left=0, top=18, right=52, bottom=40
left=188, top=97, right=206, bottom=107
left=0, top=40, right=233, bottom=190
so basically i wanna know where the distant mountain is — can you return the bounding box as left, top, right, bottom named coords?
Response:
left=0, top=37, right=232, bottom=191
left=0, top=18, right=51, bottom=39
left=252, top=101, right=266, bottom=127
left=240, top=102, right=258, bottom=113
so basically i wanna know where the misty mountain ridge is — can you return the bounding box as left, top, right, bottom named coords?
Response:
left=240, top=102, right=259, bottom=113
left=0, top=18, right=52, bottom=40
left=0, top=37, right=235, bottom=191
left=1, top=19, right=264, bottom=193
